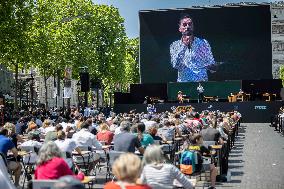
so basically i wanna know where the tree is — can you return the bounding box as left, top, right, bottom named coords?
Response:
left=280, top=66, right=284, bottom=87
left=0, top=0, right=34, bottom=111
left=31, top=1, right=128, bottom=107
left=1, top=0, right=132, bottom=109
left=124, top=38, right=140, bottom=87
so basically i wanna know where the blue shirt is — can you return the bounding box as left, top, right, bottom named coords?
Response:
left=0, top=135, right=15, bottom=155
left=170, top=37, right=215, bottom=82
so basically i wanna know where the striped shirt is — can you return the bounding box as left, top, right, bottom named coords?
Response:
left=141, top=164, right=193, bottom=189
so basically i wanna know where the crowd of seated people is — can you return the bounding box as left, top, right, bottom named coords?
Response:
left=0, top=106, right=241, bottom=189
left=271, top=106, right=284, bottom=135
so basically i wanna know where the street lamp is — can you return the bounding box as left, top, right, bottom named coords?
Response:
left=79, top=66, right=89, bottom=109
left=30, top=69, right=35, bottom=110
left=76, top=81, right=81, bottom=108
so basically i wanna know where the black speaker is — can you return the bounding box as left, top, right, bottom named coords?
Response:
left=90, top=78, right=102, bottom=89
left=80, top=72, right=90, bottom=92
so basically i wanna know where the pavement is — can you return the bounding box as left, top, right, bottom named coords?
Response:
left=216, top=123, right=284, bottom=189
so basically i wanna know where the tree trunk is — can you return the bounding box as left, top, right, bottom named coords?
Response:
left=14, top=63, right=19, bottom=111
left=43, top=70, right=49, bottom=109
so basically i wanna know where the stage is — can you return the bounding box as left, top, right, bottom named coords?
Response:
left=113, top=101, right=283, bottom=123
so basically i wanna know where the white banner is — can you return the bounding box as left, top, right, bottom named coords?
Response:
left=53, top=87, right=57, bottom=99
left=63, top=87, right=72, bottom=98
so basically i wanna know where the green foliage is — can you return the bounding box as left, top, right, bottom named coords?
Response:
left=0, top=0, right=140, bottom=108
left=124, top=38, right=140, bottom=85
left=280, top=66, right=284, bottom=87
left=0, top=0, right=34, bottom=110
left=0, top=0, right=33, bottom=68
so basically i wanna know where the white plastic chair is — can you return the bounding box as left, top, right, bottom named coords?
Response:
left=32, top=180, right=58, bottom=189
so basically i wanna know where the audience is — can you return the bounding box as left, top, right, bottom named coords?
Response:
left=141, top=145, right=194, bottom=189
left=54, top=175, right=85, bottom=189
left=0, top=106, right=242, bottom=189
left=114, top=121, right=144, bottom=154
left=4, top=122, right=24, bottom=147
left=200, top=123, right=224, bottom=145
left=188, top=134, right=217, bottom=189
left=104, top=153, right=151, bottom=189
left=0, top=128, right=21, bottom=187
left=35, top=141, right=84, bottom=180
left=136, top=122, right=154, bottom=148
left=96, top=123, right=114, bottom=145
left=54, top=130, right=81, bottom=168
left=19, top=131, right=42, bottom=164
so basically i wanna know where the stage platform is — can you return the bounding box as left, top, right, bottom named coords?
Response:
left=113, top=101, right=283, bottom=123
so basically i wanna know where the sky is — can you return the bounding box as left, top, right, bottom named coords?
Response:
left=93, top=0, right=279, bottom=38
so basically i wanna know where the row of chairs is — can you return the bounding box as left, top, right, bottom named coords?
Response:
left=105, top=120, right=241, bottom=187
left=270, top=114, right=284, bottom=135
left=2, top=144, right=101, bottom=189
left=177, top=120, right=240, bottom=182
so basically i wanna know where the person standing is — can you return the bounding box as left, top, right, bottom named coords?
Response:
left=197, top=83, right=204, bottom=103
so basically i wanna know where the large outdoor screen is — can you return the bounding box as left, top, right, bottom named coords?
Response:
left=139, top=5, right=272, bottom=83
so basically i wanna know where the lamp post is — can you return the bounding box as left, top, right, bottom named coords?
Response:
left=76, top=81, right=81, bottom=108
left=79, top=66, right=89, bottom=109
left=30, top=70, right=34, bottom=111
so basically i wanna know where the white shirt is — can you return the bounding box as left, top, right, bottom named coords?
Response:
left=72, top=128, right=102, bottom=150
left=60, top=122, right=68, bottom=131
left=143, top=120, right=157, bottom=131
left=197, top=85, right=204, bottom=93
left=114, top=126, right=122, bottom=135
left=141, top=164, right=193, bottom=189
left=20, top=140, right=42, bottom=163
left=109, top=124, right=118, bottom=133
left=55, top=139, right=77, bottom=168
left=44, top=126, right=55, bottom=134
left=54, top=139, right=77, bottom=153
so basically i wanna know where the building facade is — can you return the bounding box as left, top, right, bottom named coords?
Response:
left=0, top=65, right=13, bottom=95
left=271, top=2, right=284, bottom=79
left=35, top=76, right=79, bottom=108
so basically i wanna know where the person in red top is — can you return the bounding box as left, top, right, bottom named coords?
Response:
left=104, top=153, right=151, bottom=189
left=97, top=123, right=114, bottom=145
left=35, top=141, right=84, bottom=180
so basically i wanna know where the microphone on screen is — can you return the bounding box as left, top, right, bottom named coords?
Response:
left=182, top=29, right=194, bottom=36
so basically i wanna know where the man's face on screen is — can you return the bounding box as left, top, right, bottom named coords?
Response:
left=179, top=17, right=193, bottom=35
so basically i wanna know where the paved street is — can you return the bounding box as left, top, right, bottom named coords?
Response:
left=219, top=123, right=284, bottom=189
left=92, top=123, right=284, bottom=189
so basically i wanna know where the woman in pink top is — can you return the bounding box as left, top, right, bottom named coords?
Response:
left=97, top=123, right=114, bottom=145
left=35, top=141, right=84, bottom=180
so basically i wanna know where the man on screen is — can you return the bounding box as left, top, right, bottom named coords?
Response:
left=170, top=14, right=215, bottom=82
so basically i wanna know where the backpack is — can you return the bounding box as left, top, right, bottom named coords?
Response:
left=179, top=150, right=196, bottom=175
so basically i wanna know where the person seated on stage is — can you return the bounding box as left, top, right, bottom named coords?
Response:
left=177, top=91, right=185, bottom=103
left=144, top=96, right=152, bottom=104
